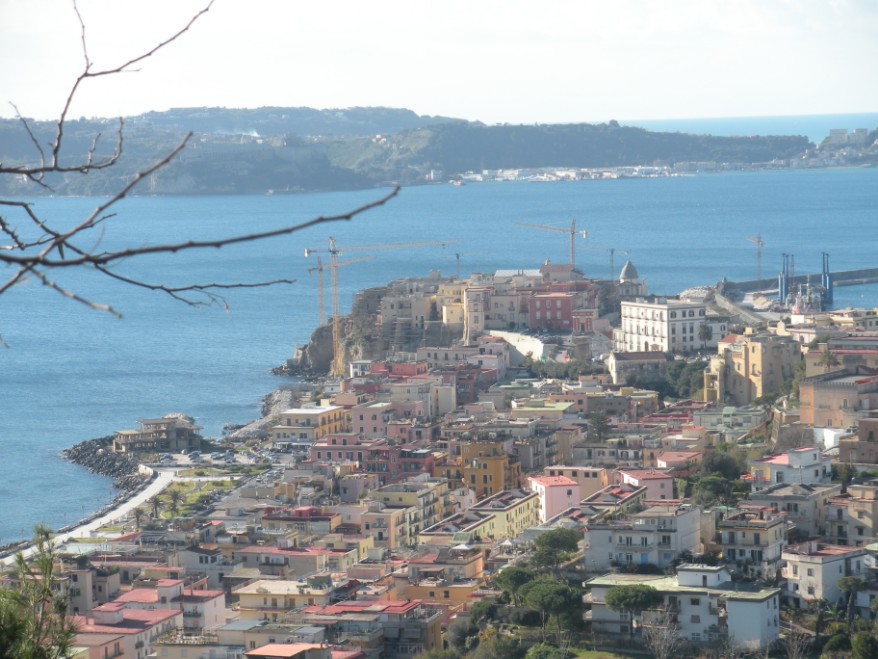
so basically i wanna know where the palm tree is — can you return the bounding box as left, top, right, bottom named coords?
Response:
left=168, top=489, right=183, bottom=516
left=838, top=576, right=868, bottom=628
left=698, top=322, right=714, bottom=351
left=149, top=495, right=162, bottom=519
left=132, top=507, right=145, bottom=529
left=818, top=347, right=841, bottom=374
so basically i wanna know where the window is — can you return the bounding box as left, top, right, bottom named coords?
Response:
left=807, top=568, right=814, bottom=577
left=690, top=597, right=701, bottom=606
left=691, top=615, right=701, bottom=623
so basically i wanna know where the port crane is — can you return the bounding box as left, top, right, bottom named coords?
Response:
left=746, top=234, right=764, bottom=286
left=517, top=219, right=587, bottom=270
left=304, top=236, right=456, bottom=375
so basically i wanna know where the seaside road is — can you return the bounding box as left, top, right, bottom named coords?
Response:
left=1, top=467, right=248, bottom=567
left=0, top=469, right=176, bottom=567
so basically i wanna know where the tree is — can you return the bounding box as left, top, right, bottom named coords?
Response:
left=700, top=448, right=746, bottom=481
left=818, top=347, right=841, bottom=374
left=604, top=584, right=663, bottom=639
left=494, top=566, right=535, bottom=606
left=586, top=406, right=611, bottom=442
left=465, top=630, right=523, bottom=659
left=0, top=1, right=398, bottom=331
left=168, top=489, right=184, bottom=516
left=852, top=631, right=878, bottom=659
left=524, top=643, right=569, bottom=659
left=779, top=630, right=813, bottom=659
left=0, top=526, right=78, bottom=658
left=520, top=578, right=579, bottom=645
left=149, top=495, right=163, bottom=519
left=641, top=605, right=684, bottom=659
left=530, top=528, right=581, bottom=573
left=132, top=507, right=145, bottom=530
left=838, top=576, right=868, bottom=628
left=698, top=322, right=714, bottom=350
left=692, top=475, right=732, bottom=506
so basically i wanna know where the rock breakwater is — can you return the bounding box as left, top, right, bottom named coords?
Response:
left=62, top=437, right=147, bottom=491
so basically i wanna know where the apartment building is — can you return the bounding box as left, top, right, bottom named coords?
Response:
left=588, top=564, right=780, bottom=650
left=584, top=502, right=702, bottom=572
left=613, top=297, right=727, bottom=354
left=747, top=482, right=841, bottom=538
left=295, top=600, right=442, bottom=659
left=798, top=366, right=878, bottom=429
left=112, top=414, right=202, bottom=454
left=703, top=332, right=801, bottom=406
left=838, top=418, right=878, bottom=464
left=271, top=405, right=350, bottom=446
left=825, top=481, right=878, bottom=546
left=368, top=477, right=452, bottom=546
left=717, top=507, right=787, bottom=579
left=544, top=466, right=610, bottom=498
left=747, top=447, right=832, bottom=492
left=781, top=541, right=868, bottom=608
left=527, top=475, right=581, bottom=523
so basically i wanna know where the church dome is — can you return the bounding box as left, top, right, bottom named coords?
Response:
left=619, top=260, right=638, bottom=283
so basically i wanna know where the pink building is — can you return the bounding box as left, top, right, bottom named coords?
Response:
left=527, top=475, right=581, bottom=523
left=616, top=468, right=675, bottom=500
left=74, top=603, right=182, bottom=659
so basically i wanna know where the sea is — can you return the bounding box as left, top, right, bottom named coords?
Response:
left=1, top=114, right=877, bottom=544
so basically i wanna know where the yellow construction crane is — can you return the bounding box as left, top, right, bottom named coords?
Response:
left=304, top=236, right=456, bottom=376
left=746, top=233, right=764, bottom=285
left=517, top=219, right=587, bottom=270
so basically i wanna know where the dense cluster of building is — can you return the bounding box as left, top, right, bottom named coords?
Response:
left=10, top=260, right=878, bottom=658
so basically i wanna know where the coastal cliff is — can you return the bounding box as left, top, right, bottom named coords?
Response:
left=280, top=282, right=463, bottom=377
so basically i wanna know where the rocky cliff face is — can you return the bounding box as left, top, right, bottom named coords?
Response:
left=282, top=282, right=462, bottom=376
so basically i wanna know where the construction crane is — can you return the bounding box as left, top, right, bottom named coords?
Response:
left=304, top=236, right=456, bottom=376
left=584, top=246, right=628, bottom=280
left=517, top=219, right=587, bottom=270
left=307, top=254, right=374, bottom=327
left=746, top=233, right=764, bottom=286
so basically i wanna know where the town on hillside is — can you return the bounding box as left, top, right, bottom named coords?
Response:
left=7, top=258, right=878, bottom=659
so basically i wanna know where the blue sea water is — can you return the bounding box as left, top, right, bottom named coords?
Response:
left=1, top=166, right=877, bottom=543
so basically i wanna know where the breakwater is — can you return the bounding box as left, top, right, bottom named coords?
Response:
left=62, top=437, right=148, bottom=491
left=721, top=267, right=878, bottom=293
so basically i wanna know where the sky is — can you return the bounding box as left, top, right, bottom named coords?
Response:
left=1, top=0, right=876, bottom=124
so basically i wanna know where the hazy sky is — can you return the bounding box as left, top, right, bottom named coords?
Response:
left=2, top=0, right=876, bottom=124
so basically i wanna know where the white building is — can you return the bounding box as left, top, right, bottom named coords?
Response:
left=588, top=564, right=780, bottom=651
left=584, top=503, right=702, bottom=572
left=781, top=540, right=868, bottom=609
left=613, top=297, right=727, bottom=354
left=747, top=446, right=832, bottom=492
left=717, top=507, right=788, bottom=580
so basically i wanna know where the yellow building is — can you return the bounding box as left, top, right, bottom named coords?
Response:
left=270, top=405, right=350, bottom=446
left=369, top=477, right=452, bottom=546
left=703, top=331, right=801, bottom=406
left=419, top=489, right=541, bottom=546
left=434, top=441, right=520, bottom=499
left=362, top=502, right=409, bottom=550
left=235, top=578, right=341, bottom=621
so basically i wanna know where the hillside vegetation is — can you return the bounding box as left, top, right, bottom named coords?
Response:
left=0, top=107, right=812, bottom=196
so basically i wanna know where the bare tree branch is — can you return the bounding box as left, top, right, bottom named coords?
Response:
left=0, top=0, right=399, bottom=318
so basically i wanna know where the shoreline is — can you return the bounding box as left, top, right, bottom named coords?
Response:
left=1, top=386, right=296, bottom=561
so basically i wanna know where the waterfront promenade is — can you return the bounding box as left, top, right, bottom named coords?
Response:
left=0, top=467, right=246, bottom=568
